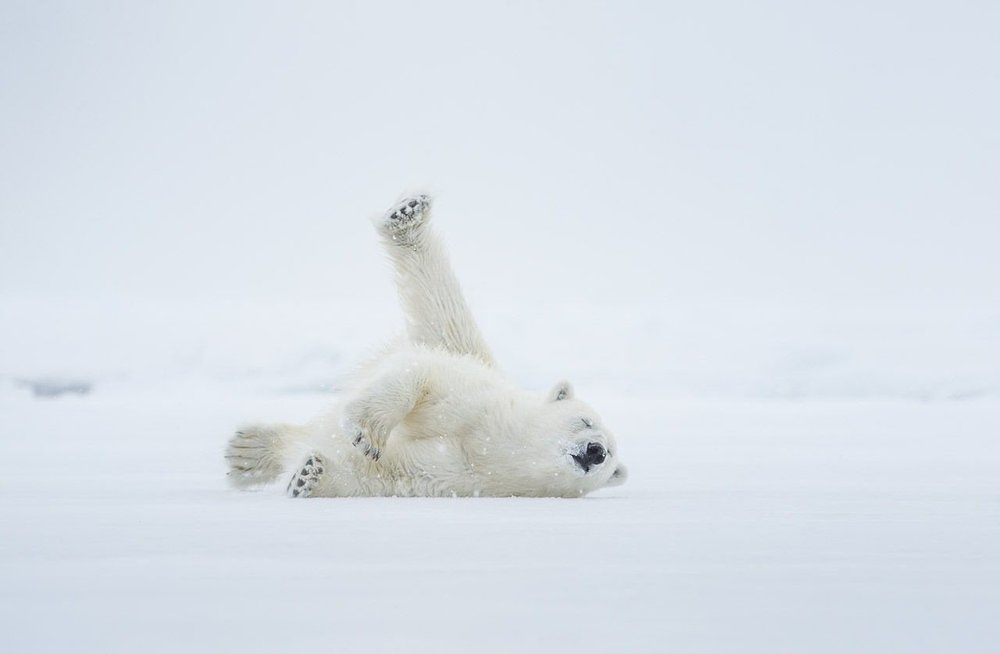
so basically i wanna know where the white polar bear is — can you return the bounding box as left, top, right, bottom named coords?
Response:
left=226, top=194, right=627, bottom=498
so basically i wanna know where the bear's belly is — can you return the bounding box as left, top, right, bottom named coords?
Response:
left=381, top=436, right=483, bottom=497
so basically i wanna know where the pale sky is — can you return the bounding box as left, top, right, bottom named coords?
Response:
left=2, top=1, right=998, bottom=304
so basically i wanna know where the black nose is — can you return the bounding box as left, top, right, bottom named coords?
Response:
left=572, top=442, right=607, bottom=472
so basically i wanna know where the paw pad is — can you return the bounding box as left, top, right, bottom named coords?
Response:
left=383, top=194, right=431, bottom=232
left=287, top=454, right=325, bottom=498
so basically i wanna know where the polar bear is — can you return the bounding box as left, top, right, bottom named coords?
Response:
left=226, top=193, right=627, bottom=498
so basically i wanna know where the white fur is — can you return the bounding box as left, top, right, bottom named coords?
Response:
left=226, top=193, right=627, bottom=497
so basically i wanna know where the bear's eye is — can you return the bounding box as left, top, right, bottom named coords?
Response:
left=579, top=417, right=593, bottom=429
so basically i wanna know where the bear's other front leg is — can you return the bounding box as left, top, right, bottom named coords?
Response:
left=287, top=453, right=325, bottom=498
left=339, top=354, right=429, bottom=462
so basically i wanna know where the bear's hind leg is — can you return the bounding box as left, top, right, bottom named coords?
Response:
left=226, top=424, right=293, bottom=489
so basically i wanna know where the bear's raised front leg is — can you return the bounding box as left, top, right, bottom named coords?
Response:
left=375, top=193, right=496, bottom=366
left=340, top=355, right=428, bottom=461
left=287, top=453, right=325, bottom=498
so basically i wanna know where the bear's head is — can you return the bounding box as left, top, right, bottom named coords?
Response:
left=518, top=380, right=627, bottom=496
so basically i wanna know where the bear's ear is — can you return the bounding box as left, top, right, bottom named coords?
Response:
left=548, top=380, right=574, bottom=402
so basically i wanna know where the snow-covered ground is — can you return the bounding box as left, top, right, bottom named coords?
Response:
left=1, top=298, right=999, bottom=653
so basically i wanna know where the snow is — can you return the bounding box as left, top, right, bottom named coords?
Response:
left=2, top=302, right=999, bottom=651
